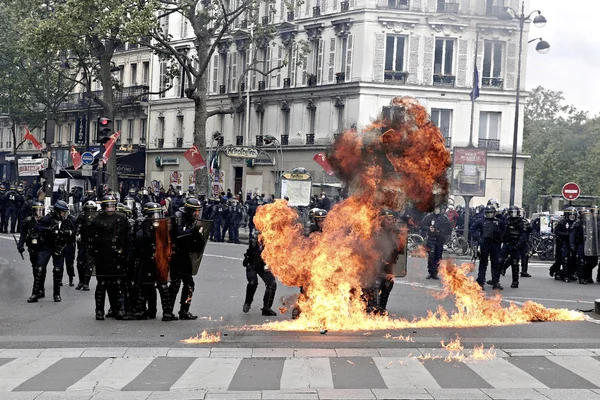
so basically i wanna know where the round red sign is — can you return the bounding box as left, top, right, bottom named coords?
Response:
left=562, top=182, right=581, bottom=201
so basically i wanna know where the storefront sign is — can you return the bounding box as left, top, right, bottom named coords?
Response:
left=223, top=146, right=259, bottom=159
left=451, top=147, right=487, bottom=197
left=18, top=158, right=47, bottom=176
left=156, top=156, right=180, bottom=166
left=253, top=153, right=274, bottom=166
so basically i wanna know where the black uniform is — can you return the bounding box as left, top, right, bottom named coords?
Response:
left=499, top=216, right=527, bottom=288
left=242, top=233, right=277, bottom=315
left=551, top=218, right=576, bottom=281
left=0, top=188, right=6, bottom=233
left=421, top=212, right=451, bottom=279
left=472, top=214, right=504, bottom=289
left=18, top=216, right=44, bottom=297
left=5, top=189, right=22, bottom=234
left=62, top=214, right=77, bottom=286
left=75, top=210, right=96, bottom=289
left=90, top=211, right=129, bottom=319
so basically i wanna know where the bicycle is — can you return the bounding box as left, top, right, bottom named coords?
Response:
left=528, top=233, right=555, bottom=261
left=446, top=229, right=469, bottom=255
left=407, top=233, right=425, bottom=251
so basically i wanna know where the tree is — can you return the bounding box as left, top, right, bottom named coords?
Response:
left=142, top=0, right=307, bottom=196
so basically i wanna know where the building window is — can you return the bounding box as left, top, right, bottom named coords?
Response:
left=157, top=116, right=165, bottom=148
left=430, top=108, right=452, bottom=142
left=486, top=0, right=506, bottom=17
left=177, top=115, right=184, bottom=139
left=159, top=61, right=167, bottom=98
left=130, top=63, right=137, bottom=85
left=142, top=62, right=149, bottom=85
left=67, top=123, right=73, bottom=143
left=482, top=41, right=503, bottom=88
left=160, top=12, right=169, bottom=36
left=0, top=129, right=3, bottom=148
left=283, top=110, right=290, bottom=137
left=434, top=38, right=455, bottom=85
left=140, top=118, right=147, bottom=142
left=478, top=111, right=501, bottom=150
left=56, top=125, right=62, bottom=144
left=117, top=65, right=124, bottom=83
left=309, top=108, right=316, bottom=136
left=115, top=120, right=122, bottom=145
left=385, top=36, right=405, bottom=73
left=127, top=119, right=134, bottom=141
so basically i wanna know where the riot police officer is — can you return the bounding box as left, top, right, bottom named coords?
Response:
left=170, top=198, right=209, bottom=320
left=519, top=208, right=532, bottom=278
left=210, top=198, right=225, bottom=242
left=308, top=209, right=327, bottom=234
left=574, top=207, right=598, bottom=284
left=421, top=207, right=451, bottom=280
left=499, top=206, right=527, bottom=289
left=30, top=200, right=72, bottom=303
left=90, top=195, right=129, bottom=320
left=63, top=211, right=78, bottom=287
left=5, top=184, right=22, bottom=234
left=242, top=230, right=277, bottom=316
left=551, top=207, right=577, bottom=282
left=16, top=185, right=25, bottom=232
left=75, top=200, right=97, bottom=290
left=472, top=205, right=504, bottom=290
left=231, top=199, right=243, bottom=244
left=18, top=202, right=45, bottom=298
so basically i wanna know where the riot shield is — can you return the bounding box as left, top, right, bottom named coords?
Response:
left=189, top=220, right=212, bottom=275
left=154, top=218, right=175, bottom=283
left=91, top=213, right=129, bottom=277
left=583, top=211, right=599, bottom=256
left=393, top=222, right=408, bottom=278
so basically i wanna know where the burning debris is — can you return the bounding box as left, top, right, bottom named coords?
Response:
left=181, top=330, right=221, bottom=344
left=253, top=97, right=584, bottom=332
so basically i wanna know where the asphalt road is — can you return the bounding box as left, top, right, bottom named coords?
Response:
left=1, top=232, right=599, bottom=349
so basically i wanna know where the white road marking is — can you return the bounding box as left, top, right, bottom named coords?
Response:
left=280, top=357, right=334, bottom=390
left=171, top=357, right=242, bottom=390
left=465, top=358, right=548, bottom=389
left=0, top=357, right=61, bottom=391
left=205, top=254, right=243, bottom=261
left=547, top=356, right=600, bottom=385
left=67, top=356, right=154, bottom=392
left=373, top=357, right=441, bottom=389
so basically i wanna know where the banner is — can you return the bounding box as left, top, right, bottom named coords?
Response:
left=183, top=144, right=206, bottom=171
left=102, top=131, right=121, bottom=164
left=451, top=147, right=487, bottom=197
left=24, top=127, right=43, bottom=151
left=70, top=146, right=83, bottom=170
left=17, top=158, right=47, bottom=177
left=313, top=152, right=335, bottom=176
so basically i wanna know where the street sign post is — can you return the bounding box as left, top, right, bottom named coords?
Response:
left=562, top=182, right=580, bottom=201
left=81, top=152, right=94, bottom=165
left=82, top=164, right=92, bottom=177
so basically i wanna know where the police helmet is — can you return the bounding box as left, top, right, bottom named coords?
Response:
left=32, top=201, right=45, bottom=218
left=128, top=188, right=136, bottom=196
left=308, top=208, right=319, bottom=220
left=142, top=189, right=149, bottom=196
left=53, top=200, right=69, bottom=219
left=86, top=188, right=94, bottom=195
left=484, top=205, right=496, bottom=219
left=100, top=195, right=117, bottom=211
left=590, top=205, right=599, bottom=215
left=124, top=195, right=135, bottom=210
left=564, top=206, right=577, bottom=221
left=184, top=198, right=203, bottom=214
left=313, top=209, right=327, bottom=220
left=0, top=184, right=5, bottom=192
left=577, top=207, right=587, bottom=217
left=507, top=206, right=520, bottom=219
left=83, top=200, right=97, bottom=211
left=9, top=184, right=16, bottom=191
left=17, top=185, right=23, bottom=193
left=487, top=198, right=500, bottom=209
left=380, top=209, right=394, bottom=218
left=116, top=202, right=127, bottom=213
left=143, top=202, right=163, bottom=219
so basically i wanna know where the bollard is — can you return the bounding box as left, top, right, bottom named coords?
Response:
left=595, top=299, right=600, bottom=315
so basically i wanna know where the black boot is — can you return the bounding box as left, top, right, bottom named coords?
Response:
left=95, top=310, right=105, bottom=320
left=158, top=284, right=178, bottom=321
left=75, top=282, right=84, bottom=290
left=53, top=280, right=61, bottom=302
left=178, top=283, right=197, bottom=320
left=27, top=268, right=44, bottom=303
left=511, top=282, right=519, bottom=288
left=378, top=279, right=394, bottom=312
left=261, top=307, right=277, bottom=316
left=244, top=282, right=257, bottom=313
left=68, top=276, right=74, bottom=287
left=95, top=280, right=107, bottom=318
left=179, top=303, right=198, bottom=320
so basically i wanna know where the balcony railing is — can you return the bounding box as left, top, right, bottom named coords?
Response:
left=176, top=137, right=183, bottom=148
left=341, top=0, right=349, bottom=11
left=219, top=85, right=226, bottom=94
left=287, top=11, right=294, bottom=21
left=307, top=74, right=317, bottom=87
left=236, top=135, right=244, bottom=145
left=258, top=81, right=266, bottom=90
left=283, top=78, right=291, bottom=88
left=335, top=72, right=345, bottom=83
left=384, top=71, right=408, bottom=83
left=306, top=134, right=315, bottom=145
left=433, top=74, right=456, bottom=86
left=478, top=138, right=500, bottom=150
left=256, top=135, right=264, bottom=146
left=444, top=136, right=451, bottom=148
left=313, top=6, right=321, bottom=16
left=262, top=16, right=269, bottom=26
left=482, top=77, right=503, bottom=88
left=280, top=134, right=289, bottom=145
left=383, top=0, right=409, bottom=10
left=157, top=138, right=164, bottom=148
left=437, top=2, right=459, bottom=13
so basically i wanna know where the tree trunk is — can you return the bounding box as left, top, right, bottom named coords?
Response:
left=193, top=41, right=210, bottom=198
left=98, top=54, right=117, bottom=193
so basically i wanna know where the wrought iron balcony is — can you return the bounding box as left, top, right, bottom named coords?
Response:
left=176, top=137, right=184, bottom=148
left=258, top=81, right=266, bottom=90
left=341, top=0, right=349, bottom=11
left=262, top=16, right=269, bottom=26
left=256, top=135, right=264, bottom=146
left=287, top=11, right=294, bottom=21
left=280, top=134, right=289, bottom=145
left=482, top=77, right=503, bottom=88
left=478, top=138, right=499, bottom=150
left=437, top=2, right=459, bottom=13
left=240, top=20, right=248, bottom=29
left=236, top=135, right=244, bottom=145
left=219, top=85, right=226, bottom=94
left=433, top=74, right=456, bottom=86
left=306, top=134, right=315, bottom=145
left=307, top=74, right=317, bottom=87
left=139, top=137, right=146, bottom=145
left=335, top=72, right=345, bottom=83
left=283, top=78, right=291, bottom=88
left=384, top=71, right=408, bottom=83
left=157, top=138, right=164, bottom=148
left=313, top=6, right=321, bottom=16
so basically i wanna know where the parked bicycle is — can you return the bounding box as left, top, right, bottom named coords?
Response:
left=528, top=233, right=555, bottom=261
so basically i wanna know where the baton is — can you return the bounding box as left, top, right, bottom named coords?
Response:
left=13, top=235, right=24, bottom=260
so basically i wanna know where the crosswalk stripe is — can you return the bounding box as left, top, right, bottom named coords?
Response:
left=121, top=357, right=196, bottom=392
left=464, top=358, right=548, bottom=389
left=329, top=357, right=387, bottom=390
left=0, top=357, right=61, bottom=392
left=373, top=357, right=441, bottom=389
left=66, top=356, right=154, bottom=392
left=170, top=358, right=242, bottom=390
left=13, top=357, right=106, bottom=392
left=228, top=358, right=286, bottom=391
left=280, top=357, right=334, bottom=390
left=547, top=356, right=600, bottom=386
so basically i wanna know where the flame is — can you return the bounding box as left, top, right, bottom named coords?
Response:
left=471, top=344, right=497, bottom=360
left=410, top=245, right=428, bottom=258
left=155, top=219, right=172, bottom=283
left=181, top=330, right=221, bottom=344
left=252, top=97, right=584, bottom=333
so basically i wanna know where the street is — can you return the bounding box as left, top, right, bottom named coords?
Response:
left=2, top=233, right=600, bottom=399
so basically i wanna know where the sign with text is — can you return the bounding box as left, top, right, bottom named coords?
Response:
left=18, top=158, right=47, bottom=176
left=562, top=182, right=580, bottom=201
left=451, top=147, right=487, bottom=197
left=223, top=146, right=259, bottom=159
left=281, top=172, right=312, bottom=206
left=75, top=117, right=87, bottom=145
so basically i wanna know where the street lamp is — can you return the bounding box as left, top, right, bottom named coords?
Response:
left=264, top=134, right=284, bottom=197
left=499, top=1, right=549, bottom=207
left=208, top=131, right=222, bottom=195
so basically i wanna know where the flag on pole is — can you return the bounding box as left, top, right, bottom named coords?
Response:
left=24, top=126, right=43, bottom=151
left=469, top=66, right=480, bottom=101
left=70, top=146, right=83, bottom=170
left=102, top=131, right=121, bottom=164
left=184, top=144, right=206, bottom=171
left=313, top=152, right=335, bottom=176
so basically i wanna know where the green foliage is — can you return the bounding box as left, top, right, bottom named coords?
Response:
left=523, top=86, right=598, bottom=211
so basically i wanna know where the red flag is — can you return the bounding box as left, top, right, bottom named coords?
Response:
left=70, top=146, right=83, bottom=170
left=313, top=152, right=335, bottom=176
left=184, top=144, right=206, bottom=171
left=24, top=126, right=43, bottom=151
left=102, top=131, right=121, bottom=164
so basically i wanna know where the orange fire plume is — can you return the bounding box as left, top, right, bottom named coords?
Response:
left=181, top=330, right=221, bottom=344
left=253, top=97, right=584, bottom=332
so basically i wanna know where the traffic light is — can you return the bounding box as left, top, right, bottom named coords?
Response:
left=96, top=117, right=112, bottom=143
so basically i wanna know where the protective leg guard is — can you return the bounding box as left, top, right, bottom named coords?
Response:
left=378, top=279, right=394, bottom=312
